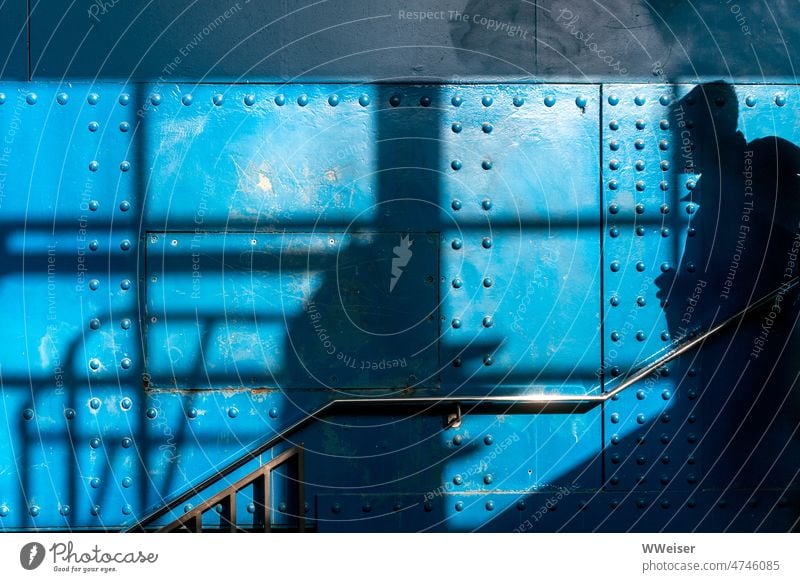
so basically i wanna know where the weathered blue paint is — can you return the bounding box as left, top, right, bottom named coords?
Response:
left=0, top=82, right=798, bottom=532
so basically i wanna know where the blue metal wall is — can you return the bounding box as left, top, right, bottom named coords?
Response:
left=1, top=1, right=799, bottom=532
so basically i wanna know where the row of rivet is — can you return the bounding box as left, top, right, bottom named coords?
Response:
left=0, top=92, right=131, bottom=106
left=0, top=504, right=134, bottom=517
left=88, top=121, right=131, bottom=133
left=606, top=93, right=788, bottom=107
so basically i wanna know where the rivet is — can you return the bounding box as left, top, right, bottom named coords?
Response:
left=659, top=140, right=669, bottom=151
left=686, top=203, right=697, bottom=214
left=482, top=277, right=493, bottom=288
left=634, top=95, right=646, bottom=106
left=575, top=95, right=587, bottom=108
left=687, top=389, right=698, bottom=400
left=89, top=397, right=101, bottom=410
left=660, top=160, right=670, bottom=170
left=63, top=408, right=76, bottom=420
left=634, top=139, right=645, bottom=150
left=481, top=95, right=493, bottom=107
left=686, top=179, right=696, bottom=190
left=146, top=408, right=157, bottom=419
left=608, top=94, right=619, bottom=106
left=59, top=504, right=71, bottom=516
left=455, top=501, right=464, bottom=512
left=608, top=202, right=619, bottom=214
left=86, top=92, right=99, bottom=105
left=88, top=240, right=99, bottom=251
left=389, top=94, right=402, bottom=107
left=274, top=94, right=286, bottom=106
left=659, top=180, right=669, bottom=191
left=89, top=200, right=99, bottom=211
left=120, top=397, right=132, bottom=410
left=636, top=331, right=646, bottom=342
left=90, top=477, right=100, bottom=488
left=119, top=200, right=131, bottom=212
left=635, top=119, right=646, bottom=130
left=687, top=433, right=697, bottom=444
left=775, top=93, right=787, bottom=107
left=635, top=180, right=644, bottom=191
left=419, top=96, right=431, bottom=107
left=636, top=498, right=647, bottom=509
left=659, top=94, right=671, bottom=106
left=451, top=122, right=462, bottom=133
left=481, top=316, right=494, bottom=329
left=244, top=94, right=256, bottom=106
left=91, top=505, right=101, bottom=516
left=636, top=225, right=645, bottom=236
left=0, top=93, right=5, bottom=105
left=121, top=437, right=132, bottom=448
left=88, top=161, right=99, bottom=172
left=122, top=504, right=132, bottom=516
left=451, top=238, right=463, bottom=250
left=660, top=434, right=670, bottom=444
left=120, top=161, right=131, bottom=172
left=609, top=140, right=619, bottom=151
left=610, top=367, right=621, bottom=377
left=661, top=227, right=670, bottom=238
left=513, top=96, right=524, bottom=107
left=452, top=357, right=462, bottom=367
left=120, top=358, right=132, bottom=370
left=186, top=407, right=198, bottom=419
left=544, top=95, right=556, bottom=107
left=745, top=95, right=756, bottom=107
left=636, top=413, right=646, bottom=424
left=485, top=500, right=494, bottom=511
left=228, top=407, right=239, bottom=418
left=451, top=160, right=462, bottom=171
left=451, top=318, right=462, bottom=329
left=120, top=239, right=131, bottom=251
left=0, top=504, right=8, bottom=517
left=609, top=159, right=620, bottom=170
left=483, top=355, right=493, bottom=366
left=635, top=203, right=644, bottom=214
left=89, top=318, right=101, bottom=330
left=516, top=500, right=526, bottom=511
left=659, top=120, right=669, bottom=130
left=481, top=122, right=493, bottom=134
left=608, top=179, right=618, bottom=190
left=29, top=505, right=40, bottom=517
left=688, top=414, right=696, bottom=424
left=610, top=433, right=621, bottom=444
left=212, top=94, right=223, bottom=106
left=89, top=359, right=101, bottom=371
left=481, top=160, right=493, bottom=170
left=481, top=237, right=492, bottom=249
left=150, top=94, right=161, bottom=106
left=451, top=199, right=462, bottom=211
left=26, top=93, right=38, bottom=105
left=268, top=407, right=279, bottom=419
left=294, top=94, right=308, bottom=107
left=88, top=121, right=99, bottom=132
left=686, top=262, right=696, bottom=273
left=635, top=261, right=645, bottom=272
left=610, top=296, right=619, bottom=306
left=181, top=94, right=192, bottom=106
left=610, top=331, right=620, bottom=341
left=452, top=278, right=463, bottom=288
left=358, top=94, right=370, bottom=107
left=636, top=389, right=645, bottom=400
left=484, top=435, right=493, bottom=446
left=120, top=318, right=131, bottom=330
left=610, top=476, right=619, bottom=485
left=120, top=279, right=133, bottom=291
left=609, top=412, right=620, bottom=424
left=362, top=503, right=372, bottom=513
left=609, top=260, right=620, bottom=272
left=453, top=434, right=462, bottom=446
left=610, top=500, right=619, bottom=509
left=215, top=504, right=223, bottom=514
left=22, top=408, right=34, bottom=421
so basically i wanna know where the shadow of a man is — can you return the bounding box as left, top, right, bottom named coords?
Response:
left=655, top=82, right=800, bottom=490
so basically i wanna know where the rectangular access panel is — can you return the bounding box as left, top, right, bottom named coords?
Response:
left=145, top=232, right=439, bottom=389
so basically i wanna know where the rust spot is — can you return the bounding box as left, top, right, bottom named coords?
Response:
left=325, top=169, right=337, bottom=182
left=257, top=173, right=273, bottom=192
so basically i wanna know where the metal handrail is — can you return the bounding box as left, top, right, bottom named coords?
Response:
left=127, top=276, right=798, bottom=531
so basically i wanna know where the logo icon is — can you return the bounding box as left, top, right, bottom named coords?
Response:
left=20, top=542, right=46, bottom=570
left=389, top=235, right=413, bottom=292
